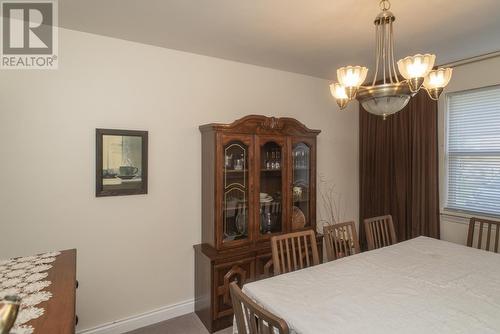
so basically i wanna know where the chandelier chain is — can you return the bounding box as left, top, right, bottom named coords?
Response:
left=379, top=0, right=391, bottom=11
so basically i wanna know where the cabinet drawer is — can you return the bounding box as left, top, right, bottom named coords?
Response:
left=213, top=258, right=255, bottom=319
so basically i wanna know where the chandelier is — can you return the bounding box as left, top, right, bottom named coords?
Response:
left=330, top=0, right=453, bottom=119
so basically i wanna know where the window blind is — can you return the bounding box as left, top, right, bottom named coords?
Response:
left=447, top=85, right=500, bottom=217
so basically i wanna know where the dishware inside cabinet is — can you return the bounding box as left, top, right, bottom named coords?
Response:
left=291, top=141, right=313, bottom=230
left=258, top=140, right=285, bottom=236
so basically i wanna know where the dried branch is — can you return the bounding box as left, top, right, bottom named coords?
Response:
left=318, top=174, right=344, bottom=229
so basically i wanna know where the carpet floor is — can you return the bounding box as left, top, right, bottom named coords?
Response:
left=124, top=313, right=232, bottom=334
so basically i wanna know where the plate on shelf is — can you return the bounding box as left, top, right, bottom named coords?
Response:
left=292, top=206, right=306, bottom=230
left=260, top=193, right=273, bottom=202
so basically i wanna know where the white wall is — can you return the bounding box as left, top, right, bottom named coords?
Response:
left=438, top=55, right=500, bottom=244
left=0, top=28, right=359, bottom=331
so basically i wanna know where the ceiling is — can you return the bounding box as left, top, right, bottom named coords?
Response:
left=59, top=0, right=500, bottom=79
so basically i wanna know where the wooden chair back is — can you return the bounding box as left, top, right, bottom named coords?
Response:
left=364, top=215, right=397, bottom=251
left=323, top=221, right=360, bottom=261
left=467, top=217, right=500, bottom=253
left=230, top=282, right=289, bottom=334
left=271, top=230, right=319, bottom=276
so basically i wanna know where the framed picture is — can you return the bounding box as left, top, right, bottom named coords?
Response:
left=96, top=129, right=148, bottom=197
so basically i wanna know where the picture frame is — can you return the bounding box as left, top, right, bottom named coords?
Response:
left=96, top=129, right=148, bottom=197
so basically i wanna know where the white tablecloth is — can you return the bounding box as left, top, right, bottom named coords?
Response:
left=238, top=237, right=500, bottom=334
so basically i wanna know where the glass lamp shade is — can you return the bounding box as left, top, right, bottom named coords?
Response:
left=397, top=54, right=436, bottom=79
left=329, top=83, right=347, bottom=99
left=361, top=95, right=411, bottom=119
left=329, top=83, right=349, bottom=110
left=423, top=68, right=453, bottom=89
left=336, top=66, right=368, bottom=88
left=423, top=68, right=453, bottom=100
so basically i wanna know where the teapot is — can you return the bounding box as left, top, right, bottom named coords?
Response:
left=0, top=295, right=21, bottom=334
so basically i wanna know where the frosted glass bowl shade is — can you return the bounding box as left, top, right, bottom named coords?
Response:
left=361, top=95, right=411, bottom=117
left=357, top=83, right=413, bottom=118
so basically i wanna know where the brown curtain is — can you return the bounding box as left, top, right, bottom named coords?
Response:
left=359, top=90, right=440, bottom=249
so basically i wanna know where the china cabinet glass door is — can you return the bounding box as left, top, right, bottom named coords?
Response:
left=258, top=139, right=285, bottom=236
left=222, top=140, right=250, bottom=244
left=291, top=142, right=311, bottom=230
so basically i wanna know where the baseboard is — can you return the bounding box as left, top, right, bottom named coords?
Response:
left=77, top=299, right=194, bottom=334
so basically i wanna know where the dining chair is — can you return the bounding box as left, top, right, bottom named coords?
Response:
left=467, top=217, right=500, bottom=253
left=364, top=215, right=397, bottom=251
left=323, top=221, right=360, bottom=261
left=271, top=230, right=320, bottom=276
left=230, top=282, right=289, bottom=334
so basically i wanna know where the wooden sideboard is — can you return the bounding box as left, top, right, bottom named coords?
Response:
left=27, top=249, right=77, bottom=334
left=194, top=115, right=322, bottom=333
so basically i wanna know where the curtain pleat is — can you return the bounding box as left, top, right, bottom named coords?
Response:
left=359, top=90, right=440, bottom=250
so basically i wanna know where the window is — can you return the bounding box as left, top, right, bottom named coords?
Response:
left=446, top=85, right=500, bottom=217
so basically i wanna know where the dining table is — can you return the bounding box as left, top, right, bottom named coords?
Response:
left=236, top=236, right=500, bottom=334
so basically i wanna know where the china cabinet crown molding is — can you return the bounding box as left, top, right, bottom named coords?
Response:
left=199, top=114, right=321, bottom=136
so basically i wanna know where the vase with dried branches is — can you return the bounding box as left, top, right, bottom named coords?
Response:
left=318, top=175, right=344, bottom=231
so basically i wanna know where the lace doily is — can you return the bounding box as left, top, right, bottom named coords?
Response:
left=0, top=251, right=61, bottom=334
left=25, top=272, right=48, bottom=283
left=29, top=265, right=52, bottom=273
left=21, top=291, right=52, bottom=307
left=23, top=281, right=51, bottom=294
left=9, top=325, right=34, bottom=334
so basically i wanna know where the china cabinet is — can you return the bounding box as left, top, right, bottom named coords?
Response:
left=194, top=115, right=321, bottom=332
